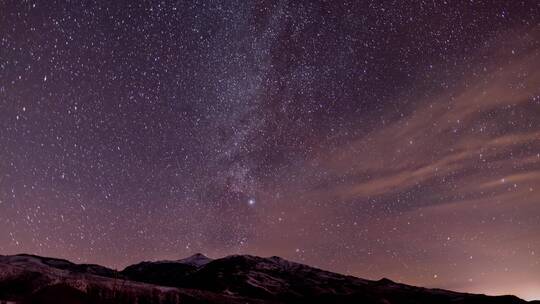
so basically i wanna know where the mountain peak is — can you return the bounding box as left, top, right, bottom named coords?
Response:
left=177, top=253, right=212, bottom=267
left=190, top=253, right=208, bottom=258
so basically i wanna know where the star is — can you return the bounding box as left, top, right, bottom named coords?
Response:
left=0, top=1, right=538, bottom=300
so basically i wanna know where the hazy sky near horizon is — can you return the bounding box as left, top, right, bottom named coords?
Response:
left=1, top=1, right=539, bottom=300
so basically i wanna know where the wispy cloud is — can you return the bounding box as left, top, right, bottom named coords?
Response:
left=300, top=28, right=540, bottom=205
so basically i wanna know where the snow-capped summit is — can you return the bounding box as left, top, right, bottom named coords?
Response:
left=177, top=253, right=212, bottom=267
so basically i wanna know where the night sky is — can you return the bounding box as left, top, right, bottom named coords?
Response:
left=1, top=1, right=539, bottom=300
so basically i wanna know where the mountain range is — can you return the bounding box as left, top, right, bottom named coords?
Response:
left=0, top=253, right=537, bottom=304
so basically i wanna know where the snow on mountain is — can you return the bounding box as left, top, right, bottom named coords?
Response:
left=0, top=253, right=534, bottom=304
left=176, top=253, right=213, bottom=267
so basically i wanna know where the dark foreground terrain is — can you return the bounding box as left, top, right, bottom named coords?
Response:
left=0, top=253, right=537, bottom=304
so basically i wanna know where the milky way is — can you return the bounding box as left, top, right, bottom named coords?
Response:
left=1, top=1, right=539, bottom=300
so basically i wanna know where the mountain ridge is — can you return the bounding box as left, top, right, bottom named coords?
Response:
left=0, top=253, right=536, bottom=304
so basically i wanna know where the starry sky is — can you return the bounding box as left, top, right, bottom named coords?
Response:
left=1, top=0, right=539, bottom=300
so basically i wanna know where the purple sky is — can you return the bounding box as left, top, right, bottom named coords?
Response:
left=1, top=1, right=539, bottom=300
